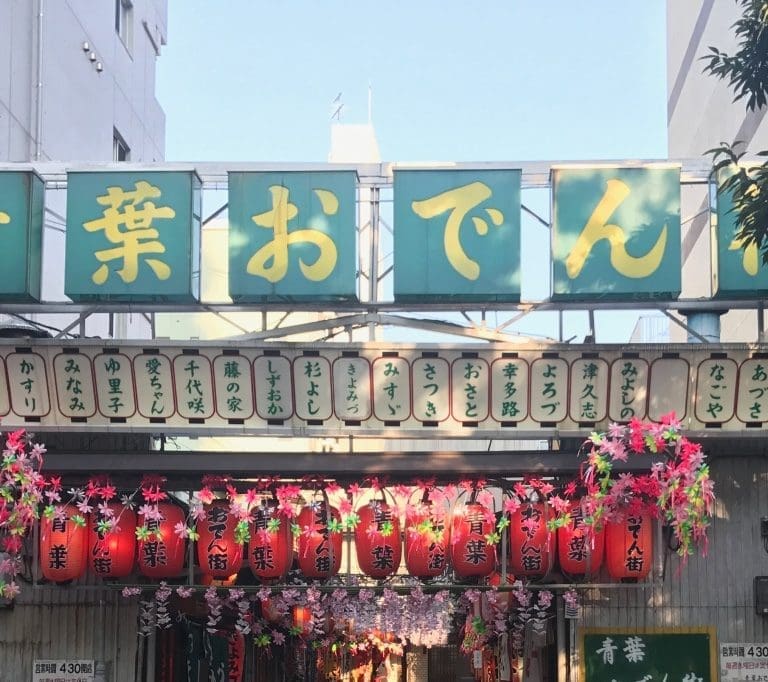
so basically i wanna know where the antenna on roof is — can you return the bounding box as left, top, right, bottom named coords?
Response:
left=331, top=92, right=344, bottom=121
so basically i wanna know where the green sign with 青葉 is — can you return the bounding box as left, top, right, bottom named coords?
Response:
left=712, top=168, right=768, bottom=298
left=393, top=169, right=521, bottom=302
left=582, top=628, right=716, bottom=682
left=228, top=171, right=358, bottom=301
left=552, top=166, right=681, bottom=300
left=0, top=171, right=44, bottom=302
left=65, top=170, right=201, bottom=302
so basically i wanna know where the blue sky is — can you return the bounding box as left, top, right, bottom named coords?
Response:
left=158, top=1, right=667, bottom=163
left=157, top=1, right=669, bottom=342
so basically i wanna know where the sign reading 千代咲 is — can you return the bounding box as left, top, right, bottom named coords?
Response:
left=0, top=171, right=44, bottom=301
left=551, top=166, right=681, bottom=300
left=64, top=171, right=201, bottom=302
left=582, top=629, right=716, bottom=682
left=393, top=169, right=522, bottom=302
left=228, top=171, right=358, bottom=301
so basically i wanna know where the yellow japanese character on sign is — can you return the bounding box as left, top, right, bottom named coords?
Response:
left=566, top=179, right=667, bottom=279
left=0, top=211, right=9, bottom=225
left=411, top=181, right=504, bottom=281
left=247, top=185, right=338, bottom=283
left=83, top=180, right=175, bottom=285
left=730, top=235, right=759, bottom=276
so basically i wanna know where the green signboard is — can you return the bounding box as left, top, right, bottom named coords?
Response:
left=582, top=628, right=716, bottom=682
left=228, top=171, right=358, bottom=301
left=65, top=170, right=201, bottom=302
left=712, top=169, right=768, bottom=298
left=393, top=169, right=521, bottom=302
left=552, top=166, right=681, bottom=300
left=0, top=171, right=44, bottom=302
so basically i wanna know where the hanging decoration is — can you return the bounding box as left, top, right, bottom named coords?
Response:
left=197, top=499, right=244, bottom=579
left=605, top=513, right=653, bottom=581
left=39, top=505, right=88, bottom=582
left=355, top=490, right=402, bottom=579
left=508, top=499, right=555, bottom=578
left=137, top=501, right=186, bottom=579
left=295, top=499, right=343, bottom=579
left=556, top=499, right=604, bottom=577
left=89, top=500, right=137, bottom=578
left=450, top=483, right=497, bottom=578
left=248, top=496, right=293, bottom=581
left=404, top=486, right=449, bottom=578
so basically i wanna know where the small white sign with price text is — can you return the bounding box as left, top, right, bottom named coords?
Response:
left=32, top=660, right=95, bottom=682
left=721, top=643, right=768, bottom=682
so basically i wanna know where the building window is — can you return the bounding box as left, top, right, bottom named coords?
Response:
left=113, top=129, right=130, bottom=162
left=115, top=0, right=133, bottom=51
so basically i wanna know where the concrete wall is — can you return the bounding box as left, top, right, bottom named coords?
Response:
left=0, top=0, right=167, bottom=163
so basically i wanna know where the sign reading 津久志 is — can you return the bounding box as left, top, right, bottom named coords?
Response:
left=1, top=339, right=766, bottom=437
left=0, top=163, right=764, bottom=304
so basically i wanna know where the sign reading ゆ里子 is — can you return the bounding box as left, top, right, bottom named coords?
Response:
left=551, top=166, right=681, bottom=300
left=582, top=629, right=716, bottom=682
left=0, top=170, right=44, bottom=301
left=228, top=171, right=357, bottom=301
left=393, top=169, right=522, bottom=301
left=64, top=171, right=201, bottom=302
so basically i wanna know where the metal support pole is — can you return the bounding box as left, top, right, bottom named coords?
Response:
left=557, top=595, right=567, bottom=682
left=368, top=186, right=380, bottom=341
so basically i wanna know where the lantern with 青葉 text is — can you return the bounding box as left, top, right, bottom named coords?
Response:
left=508, top=502, right=555, bottom=578
left=197, top=500, right=244, bottom=579
left=605, top=513, right=653, bottom=581
left=296, top=500, right=342, bottom=579
left=248, top=500, right=292, bottom=581
left=405, top=496, right=448, bottom=578
left=450, top=501, right=496, bottom=578
left=556, top=500, right=604, bottom=577
left=88, top=502, right=136, bottom=578
left=137, top=502, right=186, bottom=579
left=355, top=497, right=402, bottom=579
left=40, top=509, right=88, bottom=582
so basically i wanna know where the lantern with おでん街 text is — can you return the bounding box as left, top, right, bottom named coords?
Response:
left=450, top=502, right=496, bottom=578
left=40, top=509, right=88, bottom=582
left=556, top=500, right=604, bottom=577
left=89, top=502, right=136, bottom=578
left=405, top=498, right=448, bottom=578
left=137, top=503, right=186, bottom=579
left=355, top=498, right=402, bottom=579
left=605, top=513, right=653, bottom=581
left=248, top=500, right=292, bottom=581
left=197, top=500, right=244, bottom=579
left=508, top=502, right=555, bottom=578
left=296, top=501, right=342, bottom=579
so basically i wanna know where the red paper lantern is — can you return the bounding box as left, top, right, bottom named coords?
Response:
left=260, top=597, right=283, bottom=623
left=605, top=513, right=653, bottom=581
left=355, top=499, right=402, bottom=579
left=508, top=502, right=555, bottom=578
left=450, top=502, right=496, bottom=578
left=405, top=502, right=448, bottom=578
left=556, top=500, right=604, bottom=577
left=40, top=509, right=88, bottom=582
left=88, top=502, right=137, bottom=578
left=197, top=500, right=244, bottom=579
left=248, top=502, right=292, bottom=581
left=296, top=501, right=342, bottom=579
left=138, top=503, right=186, bottom=579
left=292, top=605, right=313, bottom=638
